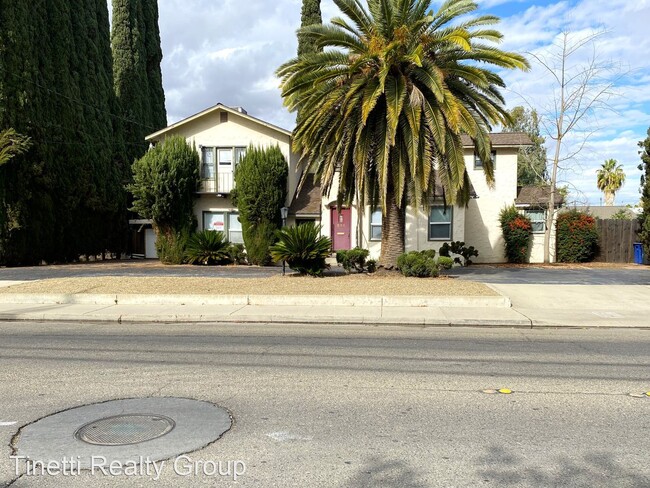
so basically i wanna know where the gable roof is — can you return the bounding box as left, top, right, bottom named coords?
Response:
left=145, top=103, right=292, bottom=141
left=516, top=185, right=564, bottom=207
left=461, top=132, right=532, bottom=148
left=289, top=174, right=321, bottom=216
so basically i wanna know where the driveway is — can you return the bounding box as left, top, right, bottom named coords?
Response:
left=452, top=265, right=650, bottom=285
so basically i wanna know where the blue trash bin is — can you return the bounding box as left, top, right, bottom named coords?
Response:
left=633, top=242, right=643, bottom=265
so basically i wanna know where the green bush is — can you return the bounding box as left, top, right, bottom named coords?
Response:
left=185, top=230, right=231, bottom=265
left=129, top=135, right=199, bottom=234
left=336, top=247, right=370, bottom=273
left=270, top=223, right=332, bottom=276
left=243, top=220, right=275, bottom=266
left=227, top=243, right=247, bottom=265
left=499, top=205, right=532, bottom=263
left=366, top=259, right=377, bottom=273
left=436, top=256, right=454, bottom=270
left=156, top=229, right=190, bottom=265
left=556, top=210, right=599, bottom=263
left=397, top=251, right=439, bottom=278
left=233, top=145, right=288, bottom=265
left=439, top=241, right=479, bottom=266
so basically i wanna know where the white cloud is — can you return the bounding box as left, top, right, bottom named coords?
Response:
left=149, top=0, right=650, bottom=205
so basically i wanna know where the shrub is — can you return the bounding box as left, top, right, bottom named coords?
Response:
left=436, top=256, right=454, bottom=270
left=499, top=205, right=532, bottom=263
left=185, top=230, right=231, bottom=265
left=227, top=243, right=247, bottom=265
left=242, top=220, right=275, bottom=266
left=611, top=208, right=633, bottom=220
left=439, top=241, right=479, bottom=266
left=156, top=229, right=190, bottom=265
left=397, top=251, right=439, bottom=278
left=270, top=223, right=332, bottom=276
left=129, top=135, right=199, bottom=234
left=366, top=259, right=377, bottom=273
left=232, top=145, right=288, bottom=265
left=336, top=247, right=370, bottom=273
left=556, top=210, right=599, bottom=263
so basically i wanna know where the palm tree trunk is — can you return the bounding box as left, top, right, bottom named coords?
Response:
left=379, top=183, right=405, bottom=269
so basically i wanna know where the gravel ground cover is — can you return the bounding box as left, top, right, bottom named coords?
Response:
left=0, top=274, right=496, bottom=296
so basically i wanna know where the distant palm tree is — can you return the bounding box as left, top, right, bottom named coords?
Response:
left=596, top=159, right=626, bottom=206
left=277, top=0, right=529, bottom=267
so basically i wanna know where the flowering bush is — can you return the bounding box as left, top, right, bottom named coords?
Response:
left=556, top=210, right=599, bottom=262
left=499, top=206, right=532, bottom=263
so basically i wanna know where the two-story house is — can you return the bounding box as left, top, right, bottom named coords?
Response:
left=141, top=103, right=561, bottom=263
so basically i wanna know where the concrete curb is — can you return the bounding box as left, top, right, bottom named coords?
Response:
left=0, top=312, right=532, bottom=328
left=0, top=292, right=511, bottom=308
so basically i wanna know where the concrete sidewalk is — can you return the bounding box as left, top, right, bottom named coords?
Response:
left=0, top=284, right=649, bottom=328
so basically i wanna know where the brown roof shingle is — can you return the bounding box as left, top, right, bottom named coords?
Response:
left=516, top=185, right=564, bottom=207
left=289, top=174, right=321, bottom=216
left=461, top=132, right=532, bottom=147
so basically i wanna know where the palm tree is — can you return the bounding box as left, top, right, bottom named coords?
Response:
left=0, top=129, right=30, bottom=167
left=277, top=0, right=529, bottom=267
left=596, top=159, right=625, bottom=206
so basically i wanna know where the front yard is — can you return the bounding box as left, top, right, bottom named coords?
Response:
left=0, top=274, right=496, bottom=296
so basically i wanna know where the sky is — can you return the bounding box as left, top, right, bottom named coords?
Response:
left=152, top=0, right=650, bottom=206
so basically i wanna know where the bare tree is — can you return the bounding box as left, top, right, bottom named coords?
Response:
left=526, top=31, right=621, bottom=262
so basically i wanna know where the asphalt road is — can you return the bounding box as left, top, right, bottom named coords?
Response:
left=2, top=260, right=649, bottom=284
left=0, top=322, right=648, bottom=487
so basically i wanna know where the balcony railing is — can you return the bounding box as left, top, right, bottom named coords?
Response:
left=199, top=173, right=234, bottom=194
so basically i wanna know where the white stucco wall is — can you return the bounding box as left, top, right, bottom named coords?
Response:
left=151, top=108, right=299, bottom=210
left=528, top=209, right=559, bottom=263
left=464, top=148, right=519, bottom=263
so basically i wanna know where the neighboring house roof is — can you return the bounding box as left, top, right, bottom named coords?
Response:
left=570, top=206, right=639, bottom=219
left=515, top=185, right=564, bottom=207
left=290, top=173, right=477, bottom=215
left=461, top=132, right=533, bottom=148
left=289, top=174, right=321, bottom=216
left=145, top=103, right=292, bottom=141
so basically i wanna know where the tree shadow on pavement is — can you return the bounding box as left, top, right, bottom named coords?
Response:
left=341, top=457, right=429, bottom=488
left=476, top=445, right=649, bottom=488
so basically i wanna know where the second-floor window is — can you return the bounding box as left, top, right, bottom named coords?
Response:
left=201, top=147, right=215, bottom=179
left=474, top=150, right=496, bottom=170
left=201, top=147, right=247, bottom=178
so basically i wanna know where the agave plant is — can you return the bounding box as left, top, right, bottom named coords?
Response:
left=185, top=230, right=231, bottom=265
left=270, top=223, right=332, bottom=276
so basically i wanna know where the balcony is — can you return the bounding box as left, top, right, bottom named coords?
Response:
left=199, top=173, right=234, bottom=194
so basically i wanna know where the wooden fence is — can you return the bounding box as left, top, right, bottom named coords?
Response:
left=593, top=219, right=640, bottom=263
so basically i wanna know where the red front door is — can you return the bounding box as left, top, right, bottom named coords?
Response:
left=331, top=208, right=352, bottom=251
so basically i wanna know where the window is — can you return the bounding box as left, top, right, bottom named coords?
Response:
left=429, top=206, right=453, bottom=240
left=218, top=148, right=233, bottom=166
left=201, top=147, right=215, bottom=179
left=525, top=209, right=546, bottom=233
left=203, top=212, right=225, bottom=232
left=228, top=213, right=243, bottom=244
left=370, top=209, right=382, bottom=241
left=203, top=211, right=244, bottom=243
left=234, top=147, right=246, bottom=171
left=474, top=151, right=496, bottom=169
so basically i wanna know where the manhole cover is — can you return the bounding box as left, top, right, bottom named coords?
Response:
left=14, top=397, right=232, bottom=468
left=76, top=414, right=175, bottom=446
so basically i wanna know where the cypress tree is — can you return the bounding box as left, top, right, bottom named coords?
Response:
left=142, top=0, right=167, bottom=130
left=0, top=0, right=126, bottom=264
left=112, top=0, right=167, bottom=165
left=297, top=0, right=322, bottom=57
